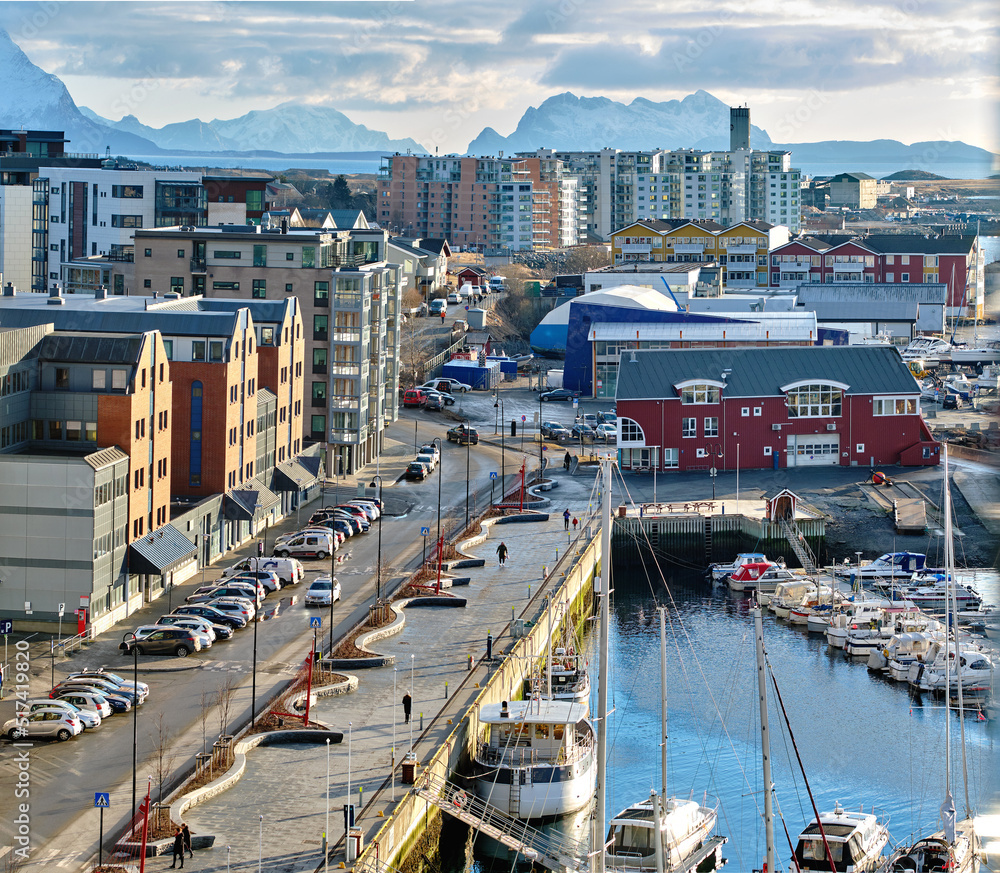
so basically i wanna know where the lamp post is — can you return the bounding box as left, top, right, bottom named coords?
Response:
left=329, top=515, right=338, bottom=657
left=369, top=475, right=383, bottom=603
left=494, top=395, right=505, bottom=502
left=392, top=667, right=397, bottom=801
left=250, top=557, right=260, bottom=728
left=707, top=444, right=724, bottom=501
left=463, top=421, right=471, bottom=528
left=409, top=654, right=415, bottom=756
left=433, top=437, right=444, bottom=595
left=122, top=632, right=138, bottom=817
left=325, top=737, right=331, bottom=873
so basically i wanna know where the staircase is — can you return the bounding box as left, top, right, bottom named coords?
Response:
left=777, top=517, right=818, bottom=575
left=415, top=772, right=587, bottom=873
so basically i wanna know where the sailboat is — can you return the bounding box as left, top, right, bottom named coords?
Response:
left=598, top=458, right=725, bottom=873
left=884, top=446, right=982, bottom=873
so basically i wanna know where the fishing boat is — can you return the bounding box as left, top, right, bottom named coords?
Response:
left=825, top=599, right=910, bottom=649
left=472, top=698, right=596, bottom=820
left=884, top=445, right=982, bottom=872
left=791, top=803, right=890, bottom=872
left=835, top=552, right=929, bottom=581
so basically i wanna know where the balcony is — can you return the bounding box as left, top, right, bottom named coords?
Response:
left=330, top=362, right=360, bottom=376
left=723, top=245, right=760, bottom=256
left=190, top=259, right=207, bottom=273
left=832, top=262, right=869, bottom=272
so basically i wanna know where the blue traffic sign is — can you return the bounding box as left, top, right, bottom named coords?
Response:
left=0, top=619, right=12, bottom=635
left=420, top=526, right=430, bottom=536
left=489, top=472, right=498, bottom=480
left=94, top=792, right=110, bottom=808
left=309, top=616, right=322, bottom=628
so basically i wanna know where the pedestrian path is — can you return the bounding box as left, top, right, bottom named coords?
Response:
left=175, top=471, right=600, bottom=873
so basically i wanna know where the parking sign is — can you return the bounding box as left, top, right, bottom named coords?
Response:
left=0, top=619, right=11, bottom=635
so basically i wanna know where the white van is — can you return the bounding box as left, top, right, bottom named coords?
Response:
left=257, top=557, right=305, bottom=585
left=489, top=275, right=506, bottom=291
left=272, top=533, right=334, bottom=560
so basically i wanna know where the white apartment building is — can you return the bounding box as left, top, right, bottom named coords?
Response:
left=0, top=185, right=33, bottom=292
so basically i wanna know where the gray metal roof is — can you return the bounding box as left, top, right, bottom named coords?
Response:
left=84, top=446, right=129, bottom=470
left=272, top=458, right=318, bottom=492
left=807, top=301, right=920, bottom=321
left=796, top=283, right=947, bottom=305
left=128, top=523, right=198, bottom=575
left=38, top=332, right=146, bottom=365
left=615, top=346, right=919, bottom=401
left=225, top=482, right=280, bottom=521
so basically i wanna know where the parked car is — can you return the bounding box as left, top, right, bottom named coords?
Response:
left=4, top=710, right=82, bottom=742
left=206, top=599, right=256, bottom=623
left=221, top=563, right=284, bottom=591
left=422, top=387, right=456, bottom=406
left=27, top=700, right=100, bottom=730
left=275, top=528, right=344, bottom=549
left=571, top=423, right=596, bottom=440
left=942, top=392, right=963, bottom=409
left=346, top=499, right=380, bottom=520
left=50, top=689, right=112, bottom=719
left=402, top=388, right=428, bottom=408
left=187, top=583, right=262, bottom=608
left=119, top=628, right=202, bottom=658
left=597, top=410, right=617, bottom=424
left=51, top=682, right=132, bottom=713
left=595, top=423, right=617, bottom=441
left=157, top=613, right=231, bottom=641
left=446, top=423, right=479, bottom=444
left=415, top=451, right=438, bottom=472
left=581, top=413, right=599, bottom=428
left=273, top=532, right=336, bottom=560
left=428, top=298, right=447, bottom=316
left=65, top=670, right=149, bottom=703
left=304, top=575, right=343, bottom=607
left=173, top=604, right=246, bottom=629
left=446, top=291, right=462, bottom=304
left=539, top=388, right=580, bottom=402
left=424, top=392, right=444, bottom=411
left=224, top=570, right=281, bottom=594
left=405, top=461, right=429, bottom=481
left=420, top=378, right=471, bottom=394
left=541, top=421, right=572, bottom=440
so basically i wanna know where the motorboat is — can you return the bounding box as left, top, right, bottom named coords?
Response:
left=835, top=552, right=929, bottom=581
left=524, top=645, right=591, bottom=706
left=605, top=794, right=723, bottom=872
left=906, top=644, right=995, bottom=695
left=886, top=831, right=981, bottom=873
left=807, top=592, right=884, bottom=634
left=950, top=339, right=1000, bottom=368
left=843, top=608, right=929, bottom=659
left=825, top=600, right=898, bottom=649
left=769, top=580, right=822, bottom=619
left=893, top=575, right=984, bottom=611
left=866, top=629, right=943, bottom=680
left=975, top=364, right=1000, bottom=394
left=791, top=802, right=890, bottom=872
left=788, top=584, right=843, bottom=625
left=727, top=562, right=800, bottom=594
left=473, top=698, right=596, bottom=819
left=900, top=335, right=953, bottom=366
left=708, top=552, right=772, bottom=583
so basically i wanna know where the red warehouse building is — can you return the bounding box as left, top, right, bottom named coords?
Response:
left=614, top=346, right=939, bottom=472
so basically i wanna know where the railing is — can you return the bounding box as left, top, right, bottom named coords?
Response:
left=190, top=259, right=207, bottom=272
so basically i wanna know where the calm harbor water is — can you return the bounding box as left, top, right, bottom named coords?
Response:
left=459, top=566, right=999, bottom=873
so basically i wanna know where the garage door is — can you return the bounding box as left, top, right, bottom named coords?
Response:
left=788, top=434, right=840, bottom=466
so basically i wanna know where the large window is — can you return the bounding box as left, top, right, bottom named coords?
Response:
left=111, top=185, right=143, bottom=199
left=786, top=384, right=843, bottom=418
left=618, top=417, right=645, bottom=445
left=253, top=244, right=267, bottom=267
left=704, top=417, right=718, bottom=437
left=111, top=214, right=142, bottom=228
left=680, top=383, right=721, bottom=404
left=682, top=417, right=697, bottom=438
left=874, top=396, right=917, bottom=416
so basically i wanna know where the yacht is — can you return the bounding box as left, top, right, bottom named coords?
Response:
left=792, top=803, right=890, bottom=872
left=835, top=552, right=929, bottom=581
left=606, top=794, right=722, bottom=872
left=900, top=336, right=953, bottom=366
left=708, top=552, right=772, bottom=583
left=473, top=698, right=596, bottom=820
left=727, top=562, right=800, bottom=594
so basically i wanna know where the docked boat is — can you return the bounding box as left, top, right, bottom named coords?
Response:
left=900, top=335, right=953, bottom=366
left=472, top=698, right=596, bottom=819
left=791, top=802, right=890, bottom=872
left=770, top=579, right=822, bottom=619
left=835, top=552, right=929, bottom=581
left=825, top=599, right=909, bottom=649
left=893, top=577, right=984, bottom=611
left=709, top=552, right=771, bottom=583
left=886, top=831, right=981, bottom=873
left=727, top=562, right=800, bottom=594
left=843, top=608, right=930, bottom=658
left=606, top=793, right=722, bottom=872
left=866, top=628, right=943, bottom=680
left=539, top=645, right=590, bottom=705
left=906, top=644, right=995, bottom=695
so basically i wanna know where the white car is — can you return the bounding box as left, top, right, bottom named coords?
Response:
left=304, top=576, right=342, bottom=607
left=4, top=710, right=83, bottom=741
left=420, top=378, right=472, bottom=394
left=51, top=689, right=112, bottom=719
left=446, top=291, right=462, bottom=304
left=415, top=452, right=437, bottom=471
left=27, top=700, right=101, bottom=730
left=418, top=443, right=441, bottom=464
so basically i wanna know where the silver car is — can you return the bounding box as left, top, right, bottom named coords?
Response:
left=27, top=700, right=101, bottom=730
left=4, top=709, right=83, bottom=741
left=51, top=689, right=112, bottom=719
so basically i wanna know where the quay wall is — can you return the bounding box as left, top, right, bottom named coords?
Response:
left=354, top=530, right=601, bottom=873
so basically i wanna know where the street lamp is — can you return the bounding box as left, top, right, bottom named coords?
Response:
left=329, top=515, right=338, bottom=656
left=122, top=632, right=139, bottom=817
left=463, top=421, right=471, bottom=528
left=706, top=444, right=724, bottom=500
left=369, top=475, right=384, bottom=603
left=250, top=557, right=261, bottom=728
left=325, top=737, right=331, bottom=873
left=494, top=395, right=505, bottom=502
left=432, top=437, right=444, bottom=595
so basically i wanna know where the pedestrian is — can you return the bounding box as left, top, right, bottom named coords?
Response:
left=402, top=691, right=412, bottom=724
left=496, top=541, right=508, bottom=566
left=572, top=517, right=578, bottom=531
left=563, top=451, right=571, bottom=471
left=182, top=822, right=193, bottom=858
left=440, top=310, right=446, bottom=324
left=563, top=508, right=571, bottom=530
left=169, top=826, right=184, bottom=869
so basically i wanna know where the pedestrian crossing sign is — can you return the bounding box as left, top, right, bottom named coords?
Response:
left=309, top=616, right=322, bottom=628
left=420, top=527, right=430, bottom=536
left=94, top=793, right=110, bottom=808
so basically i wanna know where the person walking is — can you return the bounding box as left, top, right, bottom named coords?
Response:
left=563, top=451, right=571, bottom=471
left=496, top=541, right=508, bottom=566
left=563, top=508, right=571, bottom=530
left=440, top=309, right=446, bottom=325
left=169, top=826, right=185, bottom=869
left=182, top=823, right=193, bottom=859
left=402, top=691, right=412, bottom=724
left=572, top=517, right=579, bottom=531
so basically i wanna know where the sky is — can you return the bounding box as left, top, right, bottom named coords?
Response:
left=2, top=0, right=998, bottom=154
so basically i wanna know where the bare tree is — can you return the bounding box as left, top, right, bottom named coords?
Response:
left=216, top=674, right=237, bottom=738
left=150, top=712, right=176, bottom=832
left=200, top=689, right=211, bottom=754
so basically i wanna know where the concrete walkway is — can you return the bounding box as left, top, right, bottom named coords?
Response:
left=162, top=468, right=602, bottom=873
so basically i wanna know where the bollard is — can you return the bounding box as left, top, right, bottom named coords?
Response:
left=542, top=565, right=546, bottom=579
left=512, top=606, right=515, bottom=623
left=420, top=712, right=424, bottom=730
left=444, top=681, right=449, bottom=699
left=359, top=786, right=363, bottom=808
left=527, top=585, right=531, bottom=600
left=486, top=631, right=493, bottom=660
left=467, top=654, right=473, bottom=671
left=555, top=548, right=559, bottom=562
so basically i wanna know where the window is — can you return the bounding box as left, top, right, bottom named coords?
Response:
left=704, top=417, right=718, bottom=437
left=663, top=447, right=679, bottom=468
left=311, top=414, right=326, bottom=437
left=286, top=252, right=294, bottom=261
left=619, top=418, right=644, bottom=444
left=900, top=273, right=909, bottom=282
left=314, top=281, right=330, bottom=305
left=143, top=279, right=152, bottom=288
left=85, top=422, right=97, bottom=441
left=313, top=314, right=328, bottom=340
left=753, top=407, right=762, bottom=417
left=192, top=341, right=206, bottom=361
left=786, top=383, right=843, bottom=418
left=253, top=244, right=267, bottom=267
left=55, top=367, right=69, bottom=389
left=252, top=279, right=266, bottom=298
left=856, top=444, right=865, bottom=453
left=285, top=283, right=294, bottom=294
left=110, top=215, right=142, bottom=228
left=111, top=369, right=128, bottom=389
left=763, top=446, right=772, bottom=456
left=682, top=417, right=697, bottom=438
left=66, top=421, right=81, bottom=441
left=111, top=184, right=143, bottom=198
left=162, top=340, right=173, bottom=360
left=144, top=248, right=152, bottom=258
left=213, top=250, right=241, bottom=259
left=313, top=348, right=328, bottom=373
left=873, top=396, right=917, bottom=416
left=741, top=407, right=749, bottom=417
left=212, top=281, right=239, bottom=290
left=302, top=247, right=315, bottom=268
left=679, top=383, right=721, bottom=404
left=178, top=249, right=185, bottom=258
left=170, top=277, right=184, bottom=294
left=209, top=341, right=224, bottom=362
left=48, top=420, right=62, bottom=440
left=92, top=370, right=106, bottom=389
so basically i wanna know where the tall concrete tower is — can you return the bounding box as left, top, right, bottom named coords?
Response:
left=730, top=106, right=751, bottom=151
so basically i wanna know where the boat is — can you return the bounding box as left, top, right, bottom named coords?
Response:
left=843, top=608, right=931, bottom=659
left=791, top=802, right=890, bottom=872
left=905, top=643, right=994, bottom=696
left=884, top=444, right=982, bottom=873
left=708, top=552, right=772, bottom=583
left=949, top=338, right=1000, bottom=367
left=975, top=363, right=1000, bottom=394
left=866, top=629, right=943, bottom=680
left=525, top=595, right=591, bottom=707
left=835, top=552, right=929, bottom=581
left=769, top=579, right=828, bottom=619
left=893, top=576, right=984, bottom=611
left=900, top=335, right=953, bottom=366
left=472, top=698, right=596, bottom=819
left=726, top=562, right=800, bottom=594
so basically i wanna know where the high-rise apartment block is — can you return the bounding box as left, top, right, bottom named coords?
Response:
left=377, top=154, right=580, bottom=251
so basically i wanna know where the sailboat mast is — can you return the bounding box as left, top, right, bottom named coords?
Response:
left=659, top=607, right=668, bottom=799
left=943, top=445, right=952, bottom=797
left=753, top=605, right=776, bottom=873
left=546, top=593, right=553, bottom=699
left=594, top=456, right=612, bottom=873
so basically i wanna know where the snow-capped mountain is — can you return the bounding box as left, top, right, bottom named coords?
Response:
left=466, top=91, right=773, bottom=154
left=83, top=103, right=428, bottom=155
left=0, top=28, right=158, bottom=154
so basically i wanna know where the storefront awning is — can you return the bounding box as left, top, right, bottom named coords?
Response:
left=224, top=483, right=281, bottom=522
left=272, top=457, right=319, bottom=492
left=128, top=524, right=197, bottom=576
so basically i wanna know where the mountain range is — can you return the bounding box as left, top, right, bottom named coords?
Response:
left=0, top=27, right=995, bottom=177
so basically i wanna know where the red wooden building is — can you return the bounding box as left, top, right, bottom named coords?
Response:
left=614, top=346, right=939, bottom=472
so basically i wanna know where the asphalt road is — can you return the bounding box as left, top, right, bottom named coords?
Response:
left=0, top=428, right=515, bottom=865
